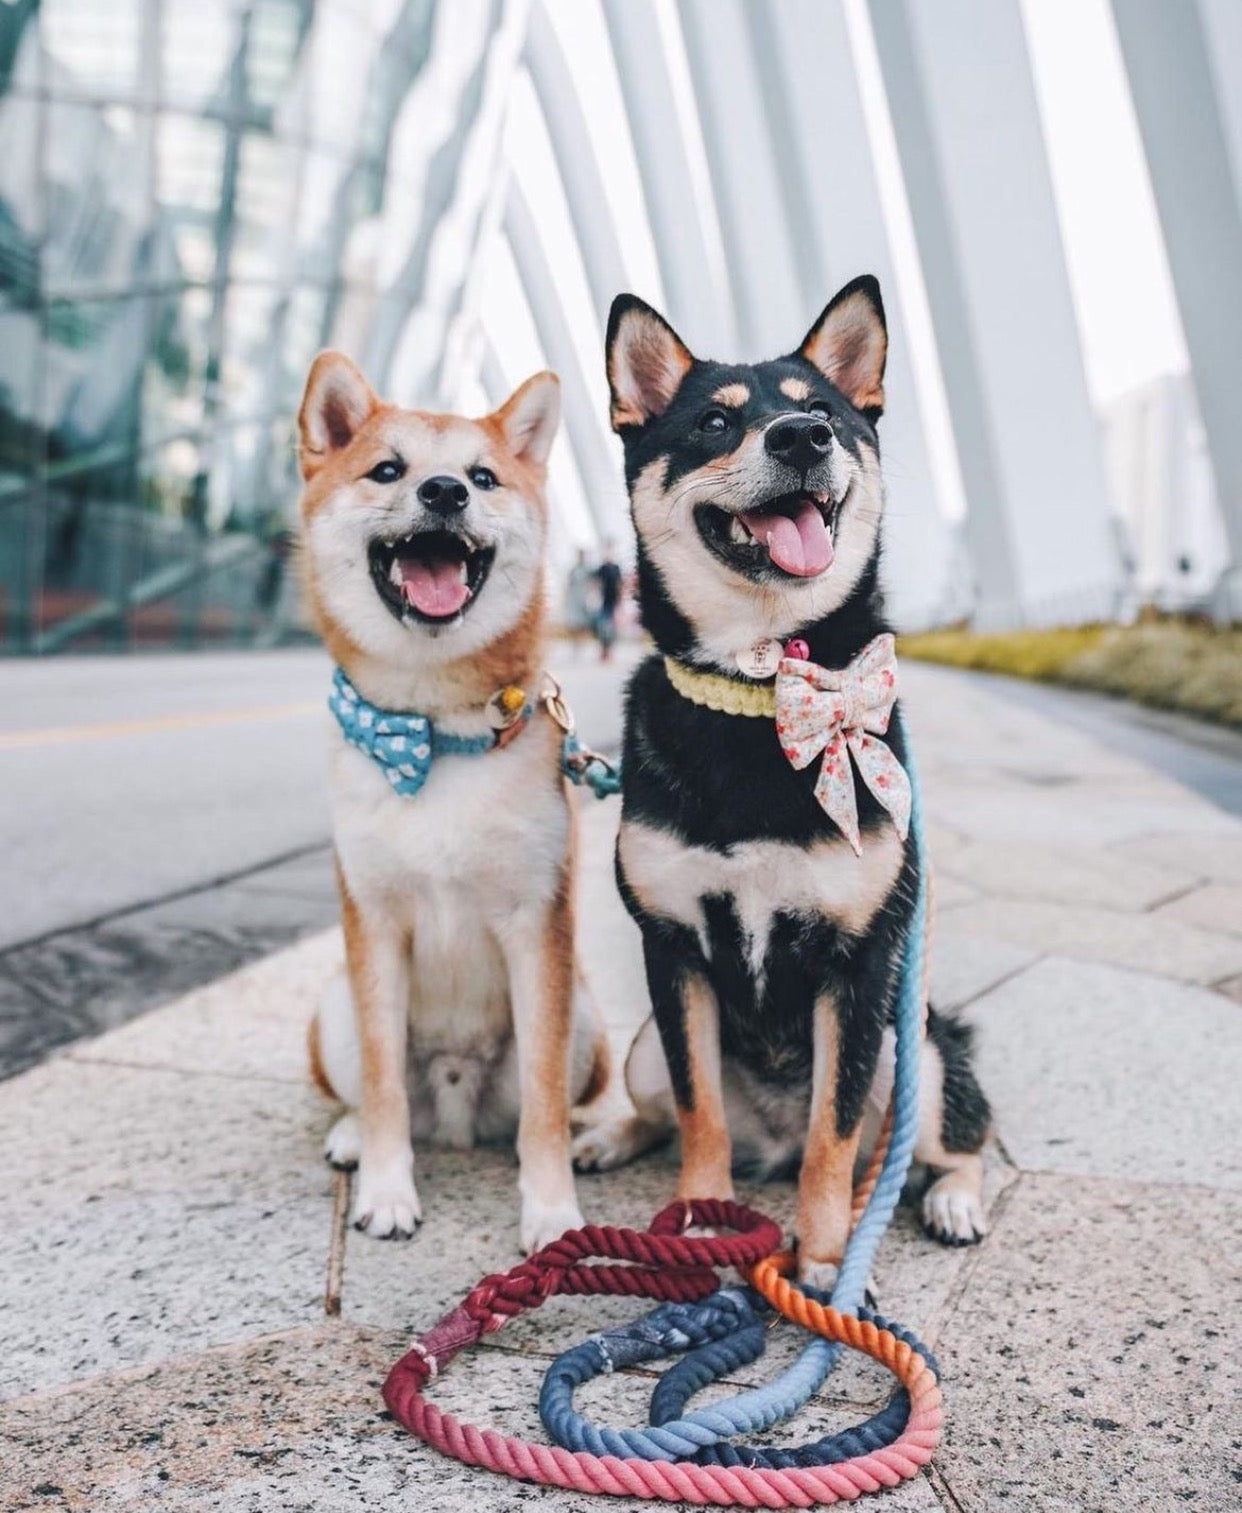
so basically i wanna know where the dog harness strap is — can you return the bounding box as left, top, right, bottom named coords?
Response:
left=329, top=667, right=529, bottom=797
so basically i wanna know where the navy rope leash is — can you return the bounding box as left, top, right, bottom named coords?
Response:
left=540, top=709, right=929, bottom=1464
left=540, top=1285, right=939, bottom=1466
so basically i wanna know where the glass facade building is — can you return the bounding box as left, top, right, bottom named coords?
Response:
left=1, top=1, right=1235, bottom=647
left=0, top=0, right=440, bottom=650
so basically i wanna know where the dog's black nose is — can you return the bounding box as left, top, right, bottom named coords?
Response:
left=765, top=413, right=833, bottom=473
left=417, top=474, right=470, bottom=514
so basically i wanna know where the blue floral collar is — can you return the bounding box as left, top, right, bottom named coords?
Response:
left=328, top=668, right=528, bottom=797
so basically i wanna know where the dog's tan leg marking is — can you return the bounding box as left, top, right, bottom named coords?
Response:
left=676, top=977, right=735, bottom=1203
left=340, top=865, right=421, bottom=1238
left=797, top=997, right=863, bottom=1288
left=503, top=859, right=584, bottom=1253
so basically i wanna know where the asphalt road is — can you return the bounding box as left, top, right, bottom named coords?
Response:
left=0, top=644, right=633, bottom=953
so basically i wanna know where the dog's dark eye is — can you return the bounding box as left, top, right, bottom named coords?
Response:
left=470, top=467, right=498, bottom=491
left=366, top=459, right=405, bottom=484
left=806, top=402, right=832, bottom=421
left=699, top=409, right=729, bottom=435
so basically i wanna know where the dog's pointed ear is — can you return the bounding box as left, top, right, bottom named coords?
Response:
left=298, top=352, right=380, bottom=478
left=606, top=294, right=694, bottom=432
left=798, top=276, right=887, bottom=421
left=491, top=370, right=560, bottom=466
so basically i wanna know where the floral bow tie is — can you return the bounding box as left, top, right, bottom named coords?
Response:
left=774, top=632, right=911, bottom=855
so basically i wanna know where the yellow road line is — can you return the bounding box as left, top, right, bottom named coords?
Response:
left=0, top=701, right=321, bottom=751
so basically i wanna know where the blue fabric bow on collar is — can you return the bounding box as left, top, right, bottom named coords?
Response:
left=329, top=668, right=497, bottom=797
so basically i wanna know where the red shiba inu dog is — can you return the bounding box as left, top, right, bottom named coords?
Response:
left=297, top=352, right=612, bottom=1253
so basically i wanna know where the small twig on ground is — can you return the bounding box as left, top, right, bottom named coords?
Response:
left=324, top=1168, right=351, bottom=1316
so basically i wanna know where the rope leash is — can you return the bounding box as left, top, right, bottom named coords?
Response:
left=536, top=714, right=932, bottom=1469
left=381, top=705, right=941, bottom=1502
left=382, top=1201, right=941, bottom=1505
left=541, top=1282, right=940, bottom=1468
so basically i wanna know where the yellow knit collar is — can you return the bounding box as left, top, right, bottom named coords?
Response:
left=663, top=657, right=777, bottom=718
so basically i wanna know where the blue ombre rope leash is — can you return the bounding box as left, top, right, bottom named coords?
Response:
left=539, top=1287, right=939, bottom=1467
left=540, top=710, right=929, bottom=1465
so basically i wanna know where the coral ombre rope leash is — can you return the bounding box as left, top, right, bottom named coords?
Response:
left=382, top=1202, right=942, bottom=1505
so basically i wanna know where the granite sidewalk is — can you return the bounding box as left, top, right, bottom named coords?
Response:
left=2, top=663, right=1239, bottom=1512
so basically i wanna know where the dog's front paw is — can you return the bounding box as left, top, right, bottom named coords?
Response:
left=922, top=1170, right=987, bottom=1246
left=795, top=1256, right=880, bottom=1306
left=324, top=1111, right=362, bottom=1170
left=520, top=1197, right=585, bottom=1255
left=352, top=1160, right=422, bottom=1240
left=797, top=1256, right=840, bottom=1294
left=572, top=1116, right=651, bottom=1172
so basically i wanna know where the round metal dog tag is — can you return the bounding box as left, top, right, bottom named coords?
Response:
left=735, top=638, right=783, bottom=679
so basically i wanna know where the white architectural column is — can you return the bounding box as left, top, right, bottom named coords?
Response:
left=868, top=0, right=1120, bottom=626
left=746, top=0, right=953, bottom=628
left=1110, top=0, right=1242, bottom=605
left=503, top=180, right=625, bottom=540
left=675, top=0, right=805, bottom=357
left=599, top=0, right=733, bottom=353
left=523, top=1, right=628, bottom=325
left=362, top=0, right=508, bottom=396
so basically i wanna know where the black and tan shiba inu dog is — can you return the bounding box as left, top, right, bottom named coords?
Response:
left=573, top=277, right=991, bottom=1285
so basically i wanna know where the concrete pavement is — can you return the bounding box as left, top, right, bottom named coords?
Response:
left=1, top=661, right=1240, bottom=1511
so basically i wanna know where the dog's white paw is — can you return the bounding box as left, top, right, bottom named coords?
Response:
left=324, top=1111, right=362, bottom=1170
left=795, top=1256, right=880, bottom=1306
left=922, top=1171, right=987, bottom=1246
left=520, top=1197, right=585, bottom=1255
left=797, top=1256, right=841, bottom=1294
left=572, top=1116, right=650, bottom=1172
left=352, top=1159, right=422, bottom=1240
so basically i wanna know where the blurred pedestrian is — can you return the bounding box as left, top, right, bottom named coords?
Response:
left=593, top=540, right=622, bottom=663
left=562, top=547, right=596, bottom=655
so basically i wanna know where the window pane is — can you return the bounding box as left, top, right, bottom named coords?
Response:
left=42, top=0, right=146, bottom=102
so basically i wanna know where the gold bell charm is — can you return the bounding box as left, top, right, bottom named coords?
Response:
left=487, top=684, right=527, bottom=731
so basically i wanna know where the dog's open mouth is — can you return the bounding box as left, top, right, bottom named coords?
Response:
left=367, top=531, right=495, bottom=626
left=695, top=492, right=839, bottom=580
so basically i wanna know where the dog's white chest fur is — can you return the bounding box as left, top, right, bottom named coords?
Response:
left=330, top=718, right=567, bottom=1051
left=618, top=818, right=903, bottom=976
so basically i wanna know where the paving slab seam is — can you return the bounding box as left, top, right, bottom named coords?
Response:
left=61, top=1050, right=311, bottom=1085
left=923, top=1461, right=969, bottom=1513
left=0, top=1320, right=399, bottom=1412
left=916, top=1172, right=1026, bottom=1351
left=938, top=958, right=1043, bottom=1019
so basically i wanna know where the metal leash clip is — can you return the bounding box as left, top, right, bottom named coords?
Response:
left=541, top=672, right=576, bottom=736
left=543, top=672, right=621, bottom=793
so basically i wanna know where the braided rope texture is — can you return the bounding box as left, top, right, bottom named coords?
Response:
left=663, top=657, right=779, bottom=717
left=383, top=1201, right=942, bottom=1505
left=541, top=1283, right=940, bottom=1468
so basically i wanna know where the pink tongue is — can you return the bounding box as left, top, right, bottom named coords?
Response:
left=741, top=497, right=834, bottom=578
left=399, top=554, right=470, bottom=618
